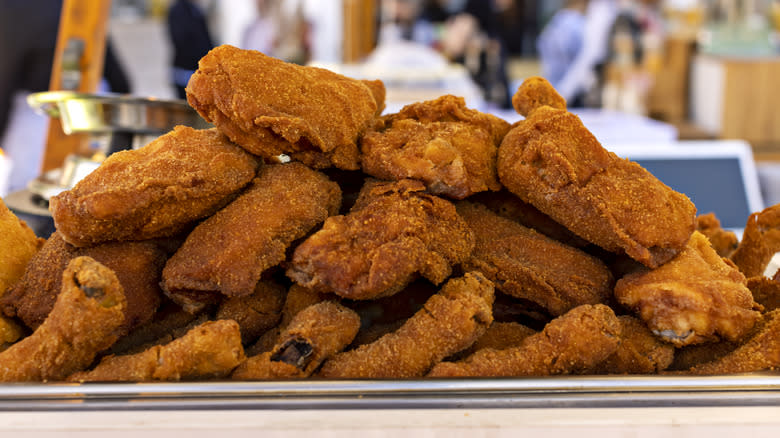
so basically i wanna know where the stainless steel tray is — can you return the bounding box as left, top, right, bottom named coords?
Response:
left=1, top=375, right=779, bottom=411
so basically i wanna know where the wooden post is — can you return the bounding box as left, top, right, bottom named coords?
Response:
left=342, top=0, right=376, bottom=63
left=40, top=0, right=112, bottom=173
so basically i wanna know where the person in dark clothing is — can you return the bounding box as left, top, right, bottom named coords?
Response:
left=166, top=0, right=215, bottom=99
left=0, top=0, right=131, bottom=143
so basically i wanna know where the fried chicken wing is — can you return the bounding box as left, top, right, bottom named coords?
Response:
left=0, top=257, right=126, bottom=381
left=69, top=319, right=245, bottom=382
left=1, top=232, right=166, bottom=333
left=50, top=126, right=260, bottom=247
left=615, top=231, right=762, bottom=347
left=318, top=272, right=494, bottom=378
left=0, top=198, right=44, bottom=297
left=186, top=45, right=381, bottom=170
left=730, top=203, right=780, bottom=278
left=162, top=163, right=340, bottom=306
left=232, top=301, right=360, bottom=379
left=287, top=179, right=474, bottom=300
left=498, top=77, right=696, bottom=268
left=458, top=201, right=613, bottom=316
left=747, top=274, right=780, bottom=312
left=696, top=212, right=738, bottom=258
left=215, top=280, right=286, bottom=344
left=361, top=95, right=509, bottom=199
left=592, top=315, right=675, bottom=374
left=428, top=304, right=620, bottom=377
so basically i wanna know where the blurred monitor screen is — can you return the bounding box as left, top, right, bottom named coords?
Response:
left=607, top=140, right=763, bottom=231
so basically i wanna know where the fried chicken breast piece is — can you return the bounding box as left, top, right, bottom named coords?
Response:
left=591, top=315, right=675, bottom=374
left=361, top=95, right=509, bottom=199
left=186, top=45, right=381, bottom=170
left=498, top=77, right=696, bottom=268
left=1, top=232, right=166, bottom=334
left=428, top=304, right=620, bottom=377
left=0, top=257, right=126, bottom=382
left=0, top=198, right=44, bottom=297
left=318, top=272, right=494, bottom=378
left=287, top=179, right=474, bottom=300
left=696, top=212, right=738, bottom=259
left=730, top=203, right=780, bottom=278
left=50, top=126, right=260, bottom=247
left=458, top=201, right=613, bottom=316
left=232, top=301, right=360, bottom=380
left=69, top=319, right=245, bottom=382
left=162, top=163, right=341, bottom=306
left=615, top=231, right=762, bottom=347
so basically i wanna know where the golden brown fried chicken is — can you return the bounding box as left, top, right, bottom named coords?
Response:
left=1, top=232, right=166, bottom=333
left=287, top=179, right=474, bottom=300
left=458, top=201, right=613, bottom=316
left=428, top=304, right=620, bottom=377
left=615, top=231, right=762, bottom=347
left=215, top=280, right=286, bottom=345
left=0, top=257, right=126, bottom=381
left=696, top=212, right=738, bottom=259
left=162, top=163, right=340, bottom=308
left=50, top=126, right=260, bottom=247
left=747, top=274, right=780, bottom=312
left=0, top=316, right=24, bottom=352
left=361, top=95, right=509, bottom=199
left=730, top=203, right=780, bottom=278
left=511, top=76, right=567, bottom=116
left=592, top=315, right=675, bottom=374
left=232, top=301, right=360, bottom=379
left=498, top=77, right=696, bottom=268
left=0, top=198, right=44, bottom=297
left=318, top=272, right=494, bottom=378
left=69, top=319, right=245, bottom=382
left=186, top=45, right=381, bottom=170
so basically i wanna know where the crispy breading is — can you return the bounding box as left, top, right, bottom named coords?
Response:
left=215, top=280, right=286, bottom=344
left=0, top=198, right=44, bottom=297
left=696, top=212, right=738, bottom=259
left=615, top=231, right=762, bottom=347
left=186, top=45, right=381, bottom=170
left=50, top=126, right=260, bottom=247
left=69, top=319, right=245, bottom=382
left=747, top=274, right=780, bottom=312
left=458, top=201, right=613, bottom=316
left=318, top=272, right=494, bottom=378
left=511, top=76, right=567, bottom=117
left=592, top=315, right=675, bottom=374
left=730, top=203, right=780, bottom=278
left=1, top=232, right=166, bottom=333
left=287, top=179, right=474, bottom=300
left=0, top=257, right=126, bottom=381
left=162, top=163, right=340, bottom=306
left=428, top=304, right=620, bottom=377
left=232, top=301, right=360, bottom=379
left=498, top=78, right=696, bottom=268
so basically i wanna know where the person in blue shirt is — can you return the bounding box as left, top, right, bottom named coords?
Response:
left=167, top=0, right=215, bottom=99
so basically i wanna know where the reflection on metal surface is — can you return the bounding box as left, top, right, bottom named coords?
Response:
left=0, top=375, right=779, bottom=411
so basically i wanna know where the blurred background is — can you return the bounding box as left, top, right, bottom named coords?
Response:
left=1, top=0, right=780, bottom=230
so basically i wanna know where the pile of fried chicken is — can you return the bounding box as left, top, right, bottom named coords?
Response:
left=2, top=45, right=780, bottom=382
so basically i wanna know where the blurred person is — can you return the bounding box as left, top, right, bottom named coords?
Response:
left=167, top=0, right=215, bottom=99
left=537, top=0, right=588, bottom=105
left=241, top=0, right=311, bottom=64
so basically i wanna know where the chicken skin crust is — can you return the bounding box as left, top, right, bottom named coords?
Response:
left=498, top=78, right=696, bottom=268
left=186, top=45, right=381, bottom=170
left=615, top=231, right=762, bottom=347
left=0, top=198, right=44, bottom=298
left=286, top=179, right=474, bottom=300
left=50, top=126, right=260, bottom=247
left=162, top=163, right=341, bottom=303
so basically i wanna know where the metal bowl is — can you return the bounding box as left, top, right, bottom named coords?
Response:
left=27, top=91, right=211, bottom=135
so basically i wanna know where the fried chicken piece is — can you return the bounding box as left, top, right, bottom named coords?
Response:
left=668, top=340, right=742, bottom=371
left=457, top=321, right=537, bottom=359
left=69, top=319, right=245, bottom=382
left=747, top=274, right=780, bottom=312
left=216, top=280, right=285, bottom=344
left=232, top=301, right=360, bottom=379
left=696, top=212, right=738, bottom=258
left=106, top=301, right=206, bottom=355
left=615, top=231, right=762, bottom=347
left=162, top=163, right=341, bottom=307
left=50, top=126, right=260, bottom=247
left=498, top=77, right=696, bottom=268
left=0, top=257, right=126, bottom=381
left=0, top=316, right=24, bottom=352
left=470, top=190, right=589, bottom=248
left=0, top=198, right=44, bottom=297
left=730, top=203, right=780, bottom=278
left=287, top=179, right=474, bottom=300
left=1, top=232, right=166, bottom=333
left=511, top=76, right=567, bottom=117
left=458, top=201, right=613, bottom=316
left=428, top=304, right=620, bottom=377
left=592, top=315, right=675, bottom=374
left=186, top=45, right=381, bottom=170
left=361, top=95, right=509, bottom=199
left=318, top=272, right=494, bottom=378
left=685, top=309, right=780, bottom=374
